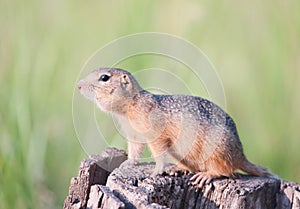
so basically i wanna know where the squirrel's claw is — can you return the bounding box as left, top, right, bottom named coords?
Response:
left=189, top=172, right=215, bottom=189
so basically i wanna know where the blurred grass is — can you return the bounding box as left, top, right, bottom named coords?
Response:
left=1, top=0, right=300, bottom=208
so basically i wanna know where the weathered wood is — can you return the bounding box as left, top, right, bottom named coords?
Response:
left=87, top=185, right=125, bottom=209
left=63, top=148, right=127, bottom=209
left=64, top=148, right=300, bottom=209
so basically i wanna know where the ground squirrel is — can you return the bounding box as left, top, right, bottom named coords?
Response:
left=77, top=68, right=277, bottom=187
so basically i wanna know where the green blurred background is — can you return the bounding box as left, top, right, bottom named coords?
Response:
left=1, top=0, right=299, bottom=208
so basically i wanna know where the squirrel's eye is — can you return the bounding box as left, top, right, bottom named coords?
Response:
left=99, top=74, right=110, bottom=82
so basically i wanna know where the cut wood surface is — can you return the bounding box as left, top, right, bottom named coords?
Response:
left=64, top=148, right=300, bottom=209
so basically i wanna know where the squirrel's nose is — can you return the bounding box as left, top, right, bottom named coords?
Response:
left=77, top=80, right=83, bottom=90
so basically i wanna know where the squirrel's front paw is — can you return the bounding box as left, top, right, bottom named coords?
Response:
left=126, top=159, right=139, bottom=166
left=150, top=166, right=165, bottom=177
left=120, top=159, right=138, bottom=168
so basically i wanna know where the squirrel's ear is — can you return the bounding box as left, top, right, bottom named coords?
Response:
left=121, top=74, right=130, bottom=89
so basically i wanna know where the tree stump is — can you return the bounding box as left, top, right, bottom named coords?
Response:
left=64, top=148, right=300, bottom=209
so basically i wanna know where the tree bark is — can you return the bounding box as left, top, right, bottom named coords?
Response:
left=64, top=148, right=300, bottom=209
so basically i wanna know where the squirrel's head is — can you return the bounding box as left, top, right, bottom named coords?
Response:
left=77, top=68, right=142, bottom=114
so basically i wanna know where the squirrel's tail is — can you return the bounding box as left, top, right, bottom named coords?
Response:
left=240, top=159, right=279, bottom=179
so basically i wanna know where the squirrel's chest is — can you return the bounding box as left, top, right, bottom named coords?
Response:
left=125, top=105, right=168, bottom=139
